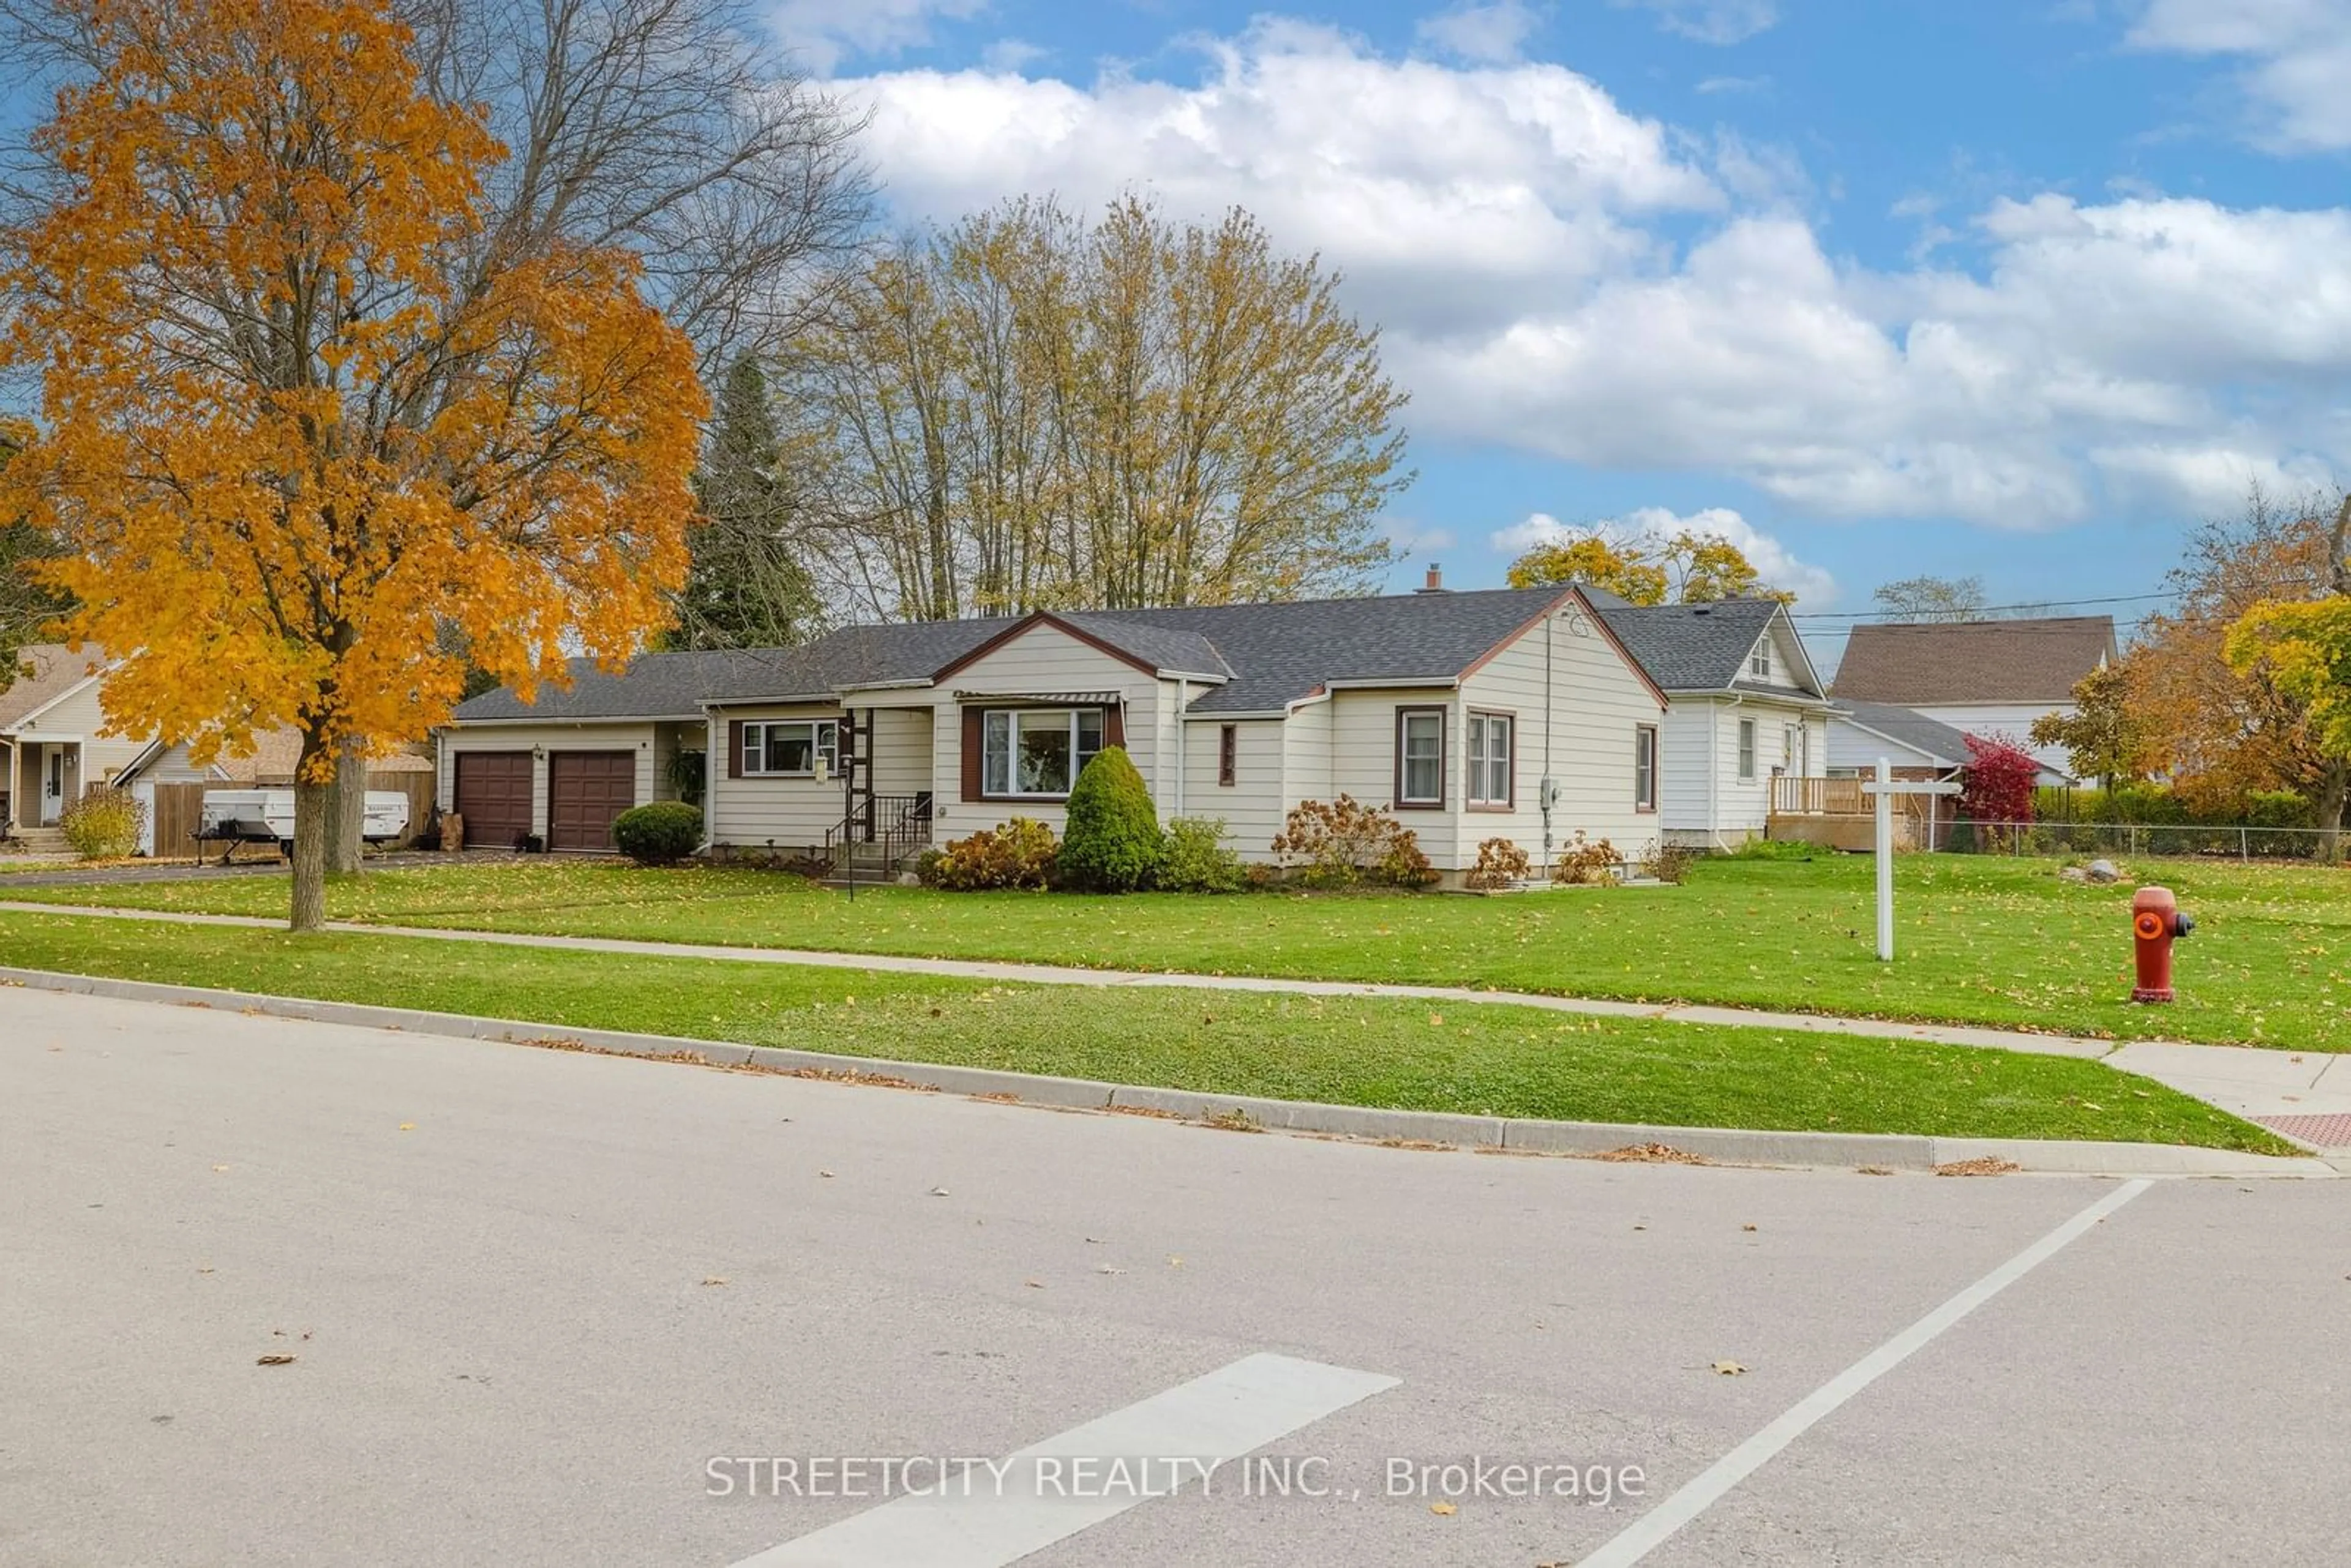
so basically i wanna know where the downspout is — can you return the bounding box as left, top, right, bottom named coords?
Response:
left=1541, top=612, right=1555, bottom=874
left=1715, top=693, right=1746, bottom=853
left=1172, top=679, right=1188, bottom=820
left=696, top=708, right=718, bottom=856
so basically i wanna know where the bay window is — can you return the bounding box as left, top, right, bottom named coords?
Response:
left=981, top=708, right=1106, bottom=798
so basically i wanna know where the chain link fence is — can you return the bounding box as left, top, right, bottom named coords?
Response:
left=1935, top=819, right=2350, bottom=864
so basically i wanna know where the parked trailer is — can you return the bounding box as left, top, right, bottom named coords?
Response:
left=197, top=789, right=412, bottom=860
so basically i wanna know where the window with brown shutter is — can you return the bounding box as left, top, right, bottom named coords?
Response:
left=1218, top=724, right=1236, bottom=787
left=961, top=707, right=984, bottom=801
left=727, top=719, right=744, bottom=780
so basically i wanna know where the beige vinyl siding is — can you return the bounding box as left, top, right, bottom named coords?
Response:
left=437, top=721, right=656, bottom=839
left=1180, top=716, right=1286, bottom=857
left=1325, top=688, right=1464, bottom=868
left=1281, top=700, right=1332, bottom=816
left=1458, top=610, right=1664, bottom=872
left=130, top=738, right=223, bottom=785
left=13, top=679, right=148, bottom=786
left=706, top=702, right=850, bottom=852
left=929, top=623, right=1167, bottom=841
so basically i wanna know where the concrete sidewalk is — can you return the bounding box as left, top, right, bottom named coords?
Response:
left=4, top=897, right=2345, bottom=1153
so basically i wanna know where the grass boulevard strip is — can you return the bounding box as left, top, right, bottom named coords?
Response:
left=0, top=904, right=2286, bottom=1152
left=6, top=850, right=2347, bottom=1049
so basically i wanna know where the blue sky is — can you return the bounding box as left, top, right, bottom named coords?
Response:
left=779, top=0, right=2351, bottom=661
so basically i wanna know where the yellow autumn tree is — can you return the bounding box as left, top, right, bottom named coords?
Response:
left=0, top=0, right=705, bottom=928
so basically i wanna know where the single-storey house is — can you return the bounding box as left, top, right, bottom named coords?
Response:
left=1829, top=616, right=2117, bottom=780
left=1589, top=593, right=1831, bottom=849
left=439, top=579, right=1674, bottom=876
left=1, top=644, right=143, bottom=839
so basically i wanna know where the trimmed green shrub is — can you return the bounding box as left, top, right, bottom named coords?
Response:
left=611, top=801, right=703, bottom=865
left=1057, top=747, right=1163, bottom=893
left=926, top=818, right=1059, bottom=890
left=1159, top=816, right=1245, bottom=893
left=59, top=788, right=146, bottom=860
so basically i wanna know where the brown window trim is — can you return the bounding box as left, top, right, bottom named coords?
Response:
left=1466, top=708, right=1516, bottom=812
left=1218, top=724, right=1237, bottom=787
left=1393, top=705, right=1447, bottom=811
left=1634, top=723, right=1659, bottom=814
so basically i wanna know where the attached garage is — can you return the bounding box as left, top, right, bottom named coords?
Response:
left=547, top=750, right=636, bottom=852
left=454, top=751, right=533, bottom=849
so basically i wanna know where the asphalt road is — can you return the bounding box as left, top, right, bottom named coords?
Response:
left=4, top=989, right=2346, bottom=1568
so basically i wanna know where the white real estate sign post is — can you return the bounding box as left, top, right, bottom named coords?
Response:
left=1863, top=757, right=1962, bottom=962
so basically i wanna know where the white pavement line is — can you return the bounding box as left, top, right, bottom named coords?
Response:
left=725, top=1352, right=1398, bottom=1568
left=1577, top=1177, right=2156, bottom=1568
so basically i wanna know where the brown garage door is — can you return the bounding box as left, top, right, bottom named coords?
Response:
left=454, top=751, right=533, bottom=849
left=547, top=751, right=636, bottom=852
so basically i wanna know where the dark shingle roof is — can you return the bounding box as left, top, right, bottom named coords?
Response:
left=1057, top=613, right=1232, bottom=682
left=452, top=650, right=811, bottom=722
left=1592, top=598, right=1809, bottom=694
left=1831, top=617, right=2117, bottom=704
left=451, top=587, right=1581, bottom=721
left=1829, top=700, right=1979, bottom=767
left=1086, top=587, right=1570, bottom=712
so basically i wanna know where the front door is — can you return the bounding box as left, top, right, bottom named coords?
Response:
left=41, top=746, right=65, bottom=825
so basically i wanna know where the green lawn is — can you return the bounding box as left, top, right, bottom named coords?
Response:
left=6, top=852, right=2345, bottom=1049
left=0, top=909, right=2287, bottom=1151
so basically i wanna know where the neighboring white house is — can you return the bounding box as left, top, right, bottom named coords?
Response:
left=1588, top=593, right=1832, bottom=849
left=0, top=644, right=144, bottom=838
left=1825, top=699, right=2068, bottom=787
left=1828, top=617, right=2118, bottom=780
left=438, top=580, right=1674, bottom=877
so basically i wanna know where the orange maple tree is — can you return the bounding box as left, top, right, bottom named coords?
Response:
left=0, top=0, right=705, bottom=927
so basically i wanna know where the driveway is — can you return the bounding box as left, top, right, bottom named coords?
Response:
left=4, top=989, right=2345, bottom=1567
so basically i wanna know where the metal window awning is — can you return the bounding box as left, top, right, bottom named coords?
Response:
left=952, top=691, right=1122, bottom=705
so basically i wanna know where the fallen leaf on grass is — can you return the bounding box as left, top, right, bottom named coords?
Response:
left=255, top=1354, right=296, bottom=1367
left=1712, top=1360, right=1747, bottom=1376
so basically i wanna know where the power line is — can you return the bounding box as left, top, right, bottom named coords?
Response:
left=1789, top=590, right=2179, bottom=622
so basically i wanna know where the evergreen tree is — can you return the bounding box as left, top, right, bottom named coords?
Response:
left=673, top=358, right=821, bottom=650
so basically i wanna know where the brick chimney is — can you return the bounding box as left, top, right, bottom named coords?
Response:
left=1416, top=562, right=1448, bottom=595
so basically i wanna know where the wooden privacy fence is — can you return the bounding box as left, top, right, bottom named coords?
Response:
left=372, top=773, right=435, bottom=847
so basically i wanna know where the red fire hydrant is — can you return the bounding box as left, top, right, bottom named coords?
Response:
left=2129, top=885, right=2194, bottom=1003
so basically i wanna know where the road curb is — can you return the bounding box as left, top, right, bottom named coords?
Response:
left=1, top=965, right=2332, bottom=1179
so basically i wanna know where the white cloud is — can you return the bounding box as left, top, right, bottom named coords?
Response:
left=842, top=20, right=1719, bottom=339
left=832, top=20, right=2350, bottom=533
left=773, top=0, right=986, bottom=74
left=1614, top=0, right=1780, bottom=45
left=2127, top=0, right=2351, bottom=151
left=1417, top=1, right=1543, bottom=63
